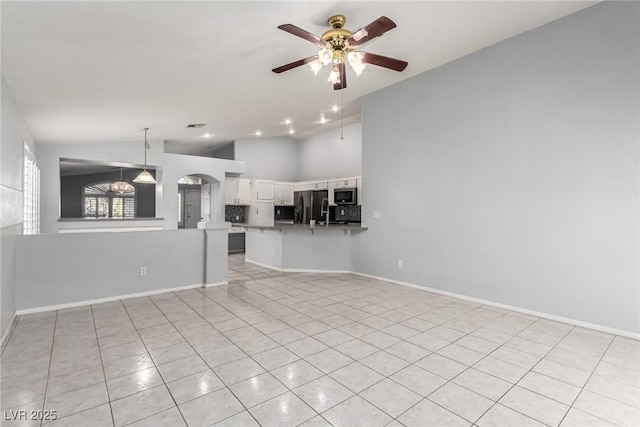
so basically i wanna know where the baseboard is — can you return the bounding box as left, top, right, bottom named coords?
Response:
left=15, top=283, right=206, bottom=316
left=244, top=259, right=285, bottom=271
left=282, top=268, right=352, bottom=274
left=0, top=313, right=18, bottom=354
left=244, top=259, right=350, bottom=274
left=204, top=281, right=228, bottom=288
left=350, top=271, right=640, bottom=340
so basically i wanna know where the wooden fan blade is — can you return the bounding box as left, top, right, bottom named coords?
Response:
left=348, top=16, right=396, bottom=47
left=361, top=52, right=408, bottom=72
left=334, top=62, right=347, bottom=90
left=272, top=56, right=318, bottom=74
left=278, top=24, right=324, bottom=46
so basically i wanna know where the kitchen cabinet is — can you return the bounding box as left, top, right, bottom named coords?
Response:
left=334, top=177, right=358, bottom=189
left=254, top=180, right=274, bottom=200
left=274, top=182, right=294, bottom=205
left=312, top=181, right=328, bottom=190
left=328, top=180, right=337, bottom=205
left=225, top=178, right=251, bottom=205
left=248, top=200, right=274, bottom=226
left=296, top=181, right=328, bottom=191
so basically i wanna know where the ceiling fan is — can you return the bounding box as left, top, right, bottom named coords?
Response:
left=272, top=15, right=408, bottom=90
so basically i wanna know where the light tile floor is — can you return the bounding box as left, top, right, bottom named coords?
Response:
left=1, top=254, right=639, bottom=426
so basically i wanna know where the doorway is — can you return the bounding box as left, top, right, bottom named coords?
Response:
left=184, top=189, right=201, bottom=229
left=178, top=183, right=202, bottom=229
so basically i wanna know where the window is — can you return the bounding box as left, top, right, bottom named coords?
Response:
left=23, top=143, right=40, bottom=234
left=83, top=182, right=135, bottom=218
left=178, top=176, right=202, bottom=185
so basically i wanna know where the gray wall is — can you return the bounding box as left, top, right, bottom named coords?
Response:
left=234, top=137, right=299, bottom=181
left=353, top=2, right=639, bottom=333
left=15, top=229, right=215, bottom=310
left=233, top=126, right=362, bottom=182
left=297, top=123, right=362, bottom=181
left=1, top=75, right=36, bottom=338
left=210, top=142, right=234, bottom=160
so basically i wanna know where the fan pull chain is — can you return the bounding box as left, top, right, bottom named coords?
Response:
left=340, top=89, right=344, bottom=141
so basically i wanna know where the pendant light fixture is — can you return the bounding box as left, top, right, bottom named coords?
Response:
left=133, top=127, right=156, bottom=184
left=109, top=168, right=134, bottom=193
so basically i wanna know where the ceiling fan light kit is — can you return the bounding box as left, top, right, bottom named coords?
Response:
left=273, top=14, right=408, bottom=90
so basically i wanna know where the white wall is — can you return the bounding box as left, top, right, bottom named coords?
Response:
left=353, top=2, right=639, bottom=334
left=15, top=229, right=214, bottom=310
left=297, top=123, right=362, bottom=181
left=0, top=75, right=36, bottom=338
left=37, top=143, right=244, bottom=233
left=38, top=140, right=164, bottom=233
left=161, top=153, right=244, bottom=229
left=234, top=137, right=298, bottom=181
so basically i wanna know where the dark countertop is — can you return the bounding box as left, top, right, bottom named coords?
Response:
left=233, top=222, right=367, bottom=231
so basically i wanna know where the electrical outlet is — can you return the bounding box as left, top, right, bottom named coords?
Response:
left=277, top=209, right=280, bottom=215
left=372, top=211, right=381, bottom=218
left=270, top=248, right=275, bottom=255
left=140, top=267, right=147, bottom=276
left=397, top=259, right=403, bottom=268
left=341, top=209, right=345, bottom=216
left=235, top=215, right=239, bottom=221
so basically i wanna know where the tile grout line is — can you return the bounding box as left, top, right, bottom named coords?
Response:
left=38, top=310, right=58, bottom=427
left=557, top=335, right=616, bottom=426
left=145, top=291, right=265, bottom=427
left=117, top=299, right=190, bottom=427
left=90, top=304, right=117, bottom=427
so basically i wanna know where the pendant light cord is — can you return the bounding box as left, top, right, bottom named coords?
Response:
left=142, top=127, right=149, bottom=171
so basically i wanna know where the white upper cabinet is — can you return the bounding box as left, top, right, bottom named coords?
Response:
left=312, top=181, right=328, bottom=190
left=274, top=182, right=294, bottom=206
left=254, top=180, right=274, bottom=200
left=225, top=178, right=252, bottom=205
left=237, top=179, right=252, bottom=205
left=335, top=177, right=358, bottom=188
left=296, top=181, right=328, bottom=191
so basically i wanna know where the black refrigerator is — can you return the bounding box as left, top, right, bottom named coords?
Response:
left=293, top=190, right=328, bottom=224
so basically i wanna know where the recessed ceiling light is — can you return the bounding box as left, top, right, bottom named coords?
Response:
left=288, top=129, right=295, bottom=135
left=319, top=114, right=327, bottom=124
left=331, top=105, right=339, bottom=112
left=255, top=130, right=262, bottom=136
left=283, top=118, right=292, bottom=125
left=203, top=133, right=211, bottom=138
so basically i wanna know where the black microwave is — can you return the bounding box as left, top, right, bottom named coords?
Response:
left=334, top=187, right=357, bottom=205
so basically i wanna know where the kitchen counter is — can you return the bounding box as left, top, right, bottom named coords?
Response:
left=241, top=222, right=366, bottom=272
left=233, top=222, right=367, bottom=232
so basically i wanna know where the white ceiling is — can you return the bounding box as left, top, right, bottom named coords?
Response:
left=2, top=1, right=596, bottom=152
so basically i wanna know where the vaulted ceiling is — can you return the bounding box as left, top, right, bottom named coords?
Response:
left=2, top=1, right=596, bottom=153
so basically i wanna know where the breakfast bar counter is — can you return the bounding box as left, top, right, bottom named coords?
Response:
left=238, top=222, right=367, bottom=272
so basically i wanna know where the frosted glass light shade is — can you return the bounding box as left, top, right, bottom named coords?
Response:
left=109, top=181, right=135, bottom=193
left=133, top=170, right=156, bottom=184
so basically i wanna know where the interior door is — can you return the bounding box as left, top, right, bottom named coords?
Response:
left=185, top=189, right=201, bottom=229
left=201, top=184, right=211, bottom=222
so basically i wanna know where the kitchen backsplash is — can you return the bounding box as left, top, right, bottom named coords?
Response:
left=274, top=206, right=294, bottom=221
left=225, top=205, right=247, bottom=223
left=334, top=205, right=361, bottom=222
